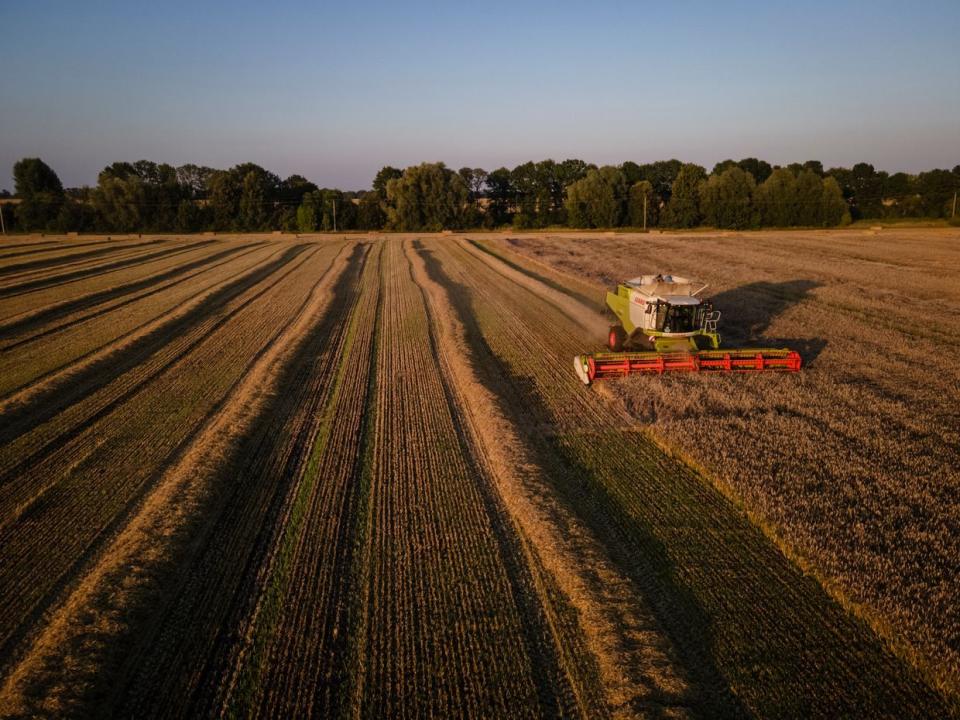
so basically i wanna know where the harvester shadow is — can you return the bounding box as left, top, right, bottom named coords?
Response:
left=708, top=280, right=827, bottom=364
left=418, top=243, right=750, bottom=719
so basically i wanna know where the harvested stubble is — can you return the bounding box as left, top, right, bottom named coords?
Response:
left=491, top=228, right=960, bottom=703
left=424, top=235, right=953, bottom=718
left=0, top=232, right=955, bottom=720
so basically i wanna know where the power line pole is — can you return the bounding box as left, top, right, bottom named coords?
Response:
left=643, top=193, right=647, bottom=232
left=0, top=204, right=5, bottom=235
left=953, top=190, right=957, bottom=218
left=332, top=199, right=337, bottom=232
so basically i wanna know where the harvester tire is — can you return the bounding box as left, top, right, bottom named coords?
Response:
left=608, top=325, right=626, bottom=351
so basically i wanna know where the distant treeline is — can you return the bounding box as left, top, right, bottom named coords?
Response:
left=5, top=156, right=959, bottom=233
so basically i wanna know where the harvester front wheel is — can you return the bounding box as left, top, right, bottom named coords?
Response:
left=608, top=325, right=626, bottom=351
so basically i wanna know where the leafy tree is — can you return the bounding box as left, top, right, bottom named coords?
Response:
left=93, top=166, right=147, bottom=232
left=627, top=180, right=659, bottom=228
left=297, top=191, right=320, bottom=232
left=458, top=167, right=487, bottom=203
left=357, top=192, right=386, bottom=230
left=755, top=168, right=799, bottom=226
left=13, top=157, right=65, bottom=230
left=620, top=161, right=643, bottom=185
left=484, top=167, right=515, bottom=226
left=636, top=159, right=682, bottom=200
left=842, top=163, right=885, bottom=219
left=736, top=158, right=773, bottom=184
left=564, top=166, right=628, bottom=228
left=176, top=164, right=214, bottom=200
left=511, top=161, right=540, bottom=228
left=664, top=163, right=706, bottom=228
left=699, top=167, right=756, bottom=229
left=239, top=171, right=268, bottom=230
left=821, top=176, right=850, bottom=226
left=207, top=171, right=240, bottom=230
left=385, top=163, right=467, bottom=231
left=795, top=169, right=824, bottom=225
left=711, top=159, right=738, bottom=176
left=372, top=166, right=403, bottom=200
left=916, top=169, right=958, bottom=217
left=802, top=160, right=824, bottom=177
left=280, top=174, right=318, bottom=206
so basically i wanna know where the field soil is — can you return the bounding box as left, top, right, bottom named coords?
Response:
left=0, top=231, right=955, bottom=719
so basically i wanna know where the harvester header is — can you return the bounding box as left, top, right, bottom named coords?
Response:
left=574, top=273, right=802, bottom=384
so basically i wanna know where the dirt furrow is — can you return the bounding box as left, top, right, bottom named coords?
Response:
left=351, top=239, right=578, bottom=719
left=0, top=241, right=361, bottom=718
left=0, top=239, right=177, bottom=289
left=217, top=241, right=383, bottom=718
left=0, top=243, right=282, bottom=413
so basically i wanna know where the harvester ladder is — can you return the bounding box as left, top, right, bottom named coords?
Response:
left=705, top=310, right=720, bottom=334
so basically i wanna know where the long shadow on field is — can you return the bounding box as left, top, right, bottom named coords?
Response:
left=0, top=238, right=115, bottom=260
left=0, top=244, right=309, bottom=483
left=0, top=242, right=264, bottom=346
left=0, top=238, right=164, bottom=277
left=97, top=243, right=372, bottom=718
left=709, top=280, right=827, bottom=364
left=418, top=243, right=749, bottom=719
left=0, top=239, right=216, bottom=298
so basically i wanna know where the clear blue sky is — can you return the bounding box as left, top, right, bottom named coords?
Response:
left=1, top=1, right=958, bottom=191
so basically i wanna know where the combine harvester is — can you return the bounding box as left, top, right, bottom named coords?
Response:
left=574, top=274, right=801, bottom=385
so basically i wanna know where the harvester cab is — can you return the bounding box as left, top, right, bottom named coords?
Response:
left=574, top=273, right=801, bottom=385
left=604, top=274, right=719, bottom=352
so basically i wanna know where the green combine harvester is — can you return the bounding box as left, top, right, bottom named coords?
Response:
left=574, top=274, right=801, bottom=385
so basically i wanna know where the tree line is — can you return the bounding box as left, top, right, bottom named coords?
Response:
left=6, top=156, right=959, bottom=233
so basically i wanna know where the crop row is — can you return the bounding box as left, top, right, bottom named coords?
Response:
left=0, top=239, right=362, bottom=716
left=353, top=239, right=580, bottom=718
left=0, top=237, right=167, bottom=280
left=423, top=236, right=952, bottom=718
left=0, top=241, right=271, bottom=398
left=0, top=238, right=216, bottom=302
left=0, top=238, right=224, bottom=322
left=0, top=240, right=347, bottom=663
